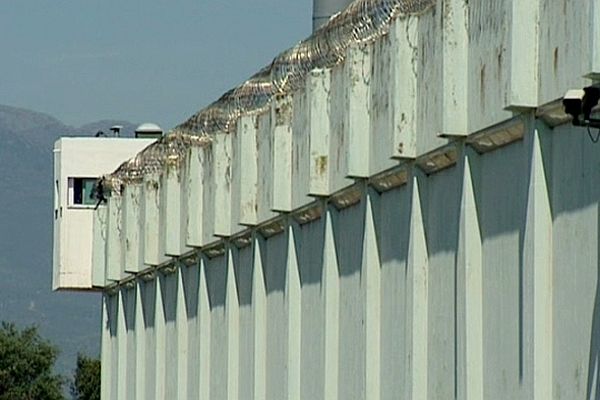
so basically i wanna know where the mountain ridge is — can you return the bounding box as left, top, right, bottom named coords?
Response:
left=0, top=104, right=138, bottom=147
left=0, top=104, right=137, bottom=378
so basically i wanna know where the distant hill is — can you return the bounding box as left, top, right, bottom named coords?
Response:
left=0, top=104, right=137, bottom=378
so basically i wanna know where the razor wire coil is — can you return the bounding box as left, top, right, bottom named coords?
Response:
left=100, top=0, right=434, bottom=194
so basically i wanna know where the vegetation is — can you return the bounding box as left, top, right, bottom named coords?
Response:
left=0, top=322, right=64, bottom=400
left=70, top=354, right=101, bottom=400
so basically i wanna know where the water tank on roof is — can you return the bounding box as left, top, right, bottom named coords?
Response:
left=135, top=123, right=163, bottom=139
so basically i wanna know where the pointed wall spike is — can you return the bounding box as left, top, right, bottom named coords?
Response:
left=286, top=226, right=302, bottom=399
left=252, top=238, right=267, bottom=400
left=323, top=210, right=340, bottom=400
left=198, top=257, right=211, bottom=400
left=226, top=249, right=240, bottom=400
left=406, top=176, right=428, bottom=400
left=456, top=156, right=484, bottom=400
left=525, top=129, right=553, bottom=400
left=364, top=195, right=382, bottom=400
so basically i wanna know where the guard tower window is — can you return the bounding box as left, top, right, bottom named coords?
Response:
left=68, top=177, right=97, bottom=207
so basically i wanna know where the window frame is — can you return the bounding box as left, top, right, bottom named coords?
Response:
left=67, top=177, right=98, bottom=209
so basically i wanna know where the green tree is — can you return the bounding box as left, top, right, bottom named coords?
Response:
left=70, top=354, right=100, bottom=400
left=0, top=321, right=64, bottom=400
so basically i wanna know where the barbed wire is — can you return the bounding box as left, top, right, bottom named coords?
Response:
left=100, top=0, right=434, bottom=194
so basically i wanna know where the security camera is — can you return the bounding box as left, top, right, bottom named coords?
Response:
left=583, top=86, right=600, bottom=119
left=563, top=89, right=585, bottom=125
left=563, top=86, right=600, bottom=126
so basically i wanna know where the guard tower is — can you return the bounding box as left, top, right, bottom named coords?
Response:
left=52, top=126, right=160, bottom=290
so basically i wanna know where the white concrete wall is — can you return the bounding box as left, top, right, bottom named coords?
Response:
left=93, top=0, right=600, bottom=398
left=99, top=120, right=600, bottom=399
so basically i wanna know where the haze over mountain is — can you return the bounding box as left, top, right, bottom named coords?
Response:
left=0, top=104, right=137, bottom=376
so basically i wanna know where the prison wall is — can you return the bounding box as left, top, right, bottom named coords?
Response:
left=94, top=0, right=600, bottom=399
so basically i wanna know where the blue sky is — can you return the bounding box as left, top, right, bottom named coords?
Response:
left=0, top=0, right=311, bottom=130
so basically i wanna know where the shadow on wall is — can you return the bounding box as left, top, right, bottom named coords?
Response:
left=586, top=192, right=600, bottom=399
left=331, top=198, right=366, bottom=278
left=182, top=264, right=200, bottom=318
left=123, top=288, right=136, bottom=332
left=140, top=279, right=156, bottom=331
left=293, top=215, right=325, bottom=288
left=205, top=254, right=228, bottom=309
left=160, top=273, right=178, bottom=323
left=233, top=244, right=255, bottom=307
left=106, top=294, right=118, bottom=337
left=546, top=124, right=600, bottom=399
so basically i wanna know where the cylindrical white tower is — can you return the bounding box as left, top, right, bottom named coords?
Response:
left=312, top=0, right=354, bottom=31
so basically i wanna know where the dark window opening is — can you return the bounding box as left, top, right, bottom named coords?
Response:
left=70, top=177, right=97, bottom=206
